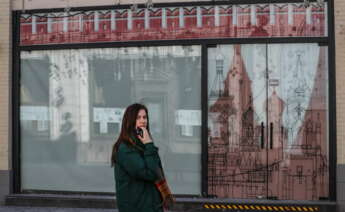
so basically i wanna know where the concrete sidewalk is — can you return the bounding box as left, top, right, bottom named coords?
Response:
left=0, top=206, right=118, bottom=212
left=0, top=206, right=193, bottom=212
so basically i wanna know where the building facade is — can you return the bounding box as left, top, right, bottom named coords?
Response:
left=0, top=0, right=345, bottom=211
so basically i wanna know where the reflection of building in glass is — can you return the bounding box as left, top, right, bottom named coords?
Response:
left=208, top=45, right=328, bottom=200
left=74, top=47, right=203, bottom=183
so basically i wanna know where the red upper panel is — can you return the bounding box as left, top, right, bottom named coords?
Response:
left=19, top=3, right=327, bottom=46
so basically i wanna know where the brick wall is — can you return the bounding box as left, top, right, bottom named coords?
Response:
left=0, top=0, right=10, bottom=171
left=335, top=0, right=345, bottom=165
left=335, top=0, right=345, bottom=211
left=0, top=0, right=11, bottom=205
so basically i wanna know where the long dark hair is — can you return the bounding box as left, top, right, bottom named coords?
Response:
left=110, top=103, right=150, bottom=167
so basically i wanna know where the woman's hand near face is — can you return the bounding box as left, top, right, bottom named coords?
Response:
left=138, top=127, right=152, bottom=144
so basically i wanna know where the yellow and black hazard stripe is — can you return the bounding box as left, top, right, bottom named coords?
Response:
left=203, top=204, right=319, bottom=211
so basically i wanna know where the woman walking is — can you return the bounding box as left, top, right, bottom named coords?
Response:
left=111, top=103, right=174, bottom=212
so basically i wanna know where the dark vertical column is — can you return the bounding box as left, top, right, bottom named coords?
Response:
left=12, top=10, right=21, bottom=195
left=201, top=44, right=208, bottom=197
left=327, top=0, right=337, bottom=204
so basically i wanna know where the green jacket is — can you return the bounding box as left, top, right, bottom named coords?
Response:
left=114, top=138, right=163, bottom=212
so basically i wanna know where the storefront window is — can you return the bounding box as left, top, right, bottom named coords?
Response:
left=20, top=46, right=202, bottom=194
left=207, top=44, right=329, bottom=200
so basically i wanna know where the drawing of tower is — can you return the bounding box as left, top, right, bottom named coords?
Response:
left=283, top=47, right=328, bottom=200
left=208, top=45, right=264, bottom=198
left=208, top=48, right=235, bottom=197
left=227, top=45, right=255, bottom=148
left=296, top=47, right=328, bottom=199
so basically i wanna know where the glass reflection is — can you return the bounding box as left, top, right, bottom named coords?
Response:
left=20, top=46, right=202, bottom=194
